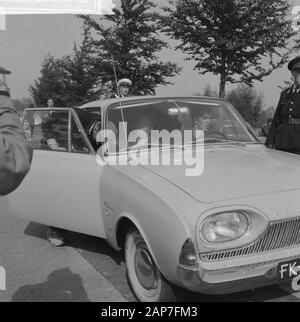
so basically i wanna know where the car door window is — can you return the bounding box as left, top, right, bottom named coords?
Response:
left=23, top=109, right=69, bottom=152
left=23, top=110, right=43, bottom=149
left=71, top=115, right=91, bottom=154
left=45, top=110, right=69, bottom=151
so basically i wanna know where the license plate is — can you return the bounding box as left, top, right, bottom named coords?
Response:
left=278, top=259, right=300, bottom=282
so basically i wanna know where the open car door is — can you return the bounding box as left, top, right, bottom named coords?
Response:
left=6, top=108, right=106, bottom=238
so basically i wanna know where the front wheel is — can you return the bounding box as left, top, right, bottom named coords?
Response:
left=125, top=228, right=176, bottom=302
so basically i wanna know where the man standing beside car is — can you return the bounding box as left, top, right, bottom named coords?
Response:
left=0, top=68, right=33, bottom=196
left=266, top=56, right=300, bottom=154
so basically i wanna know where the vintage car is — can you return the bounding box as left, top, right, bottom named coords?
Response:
left=4, top=96, right=300, bottom=302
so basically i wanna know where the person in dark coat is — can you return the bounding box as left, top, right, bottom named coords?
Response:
left=266, top=56, right=300, bottom=154
left=0, top=69, right=33, bottom=196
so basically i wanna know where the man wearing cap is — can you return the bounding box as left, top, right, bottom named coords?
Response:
left=110, top=78, right=132, bottom=98
left=0, top=70, right=33, bottom=195
left=266, top=56, right=300, bottom=154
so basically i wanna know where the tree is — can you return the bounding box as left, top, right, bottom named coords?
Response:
left=193, top=84, right=218, bottom=97
left=29, top=55, right=70, bottom=107
left=227, top=84, right=264, bottom=127
left=265, top=106, right=275, bottom=119
left=260, top=106, right=275, bottom=127
left=63, top=28, right=104, bottom=106
left=278, top=79, right=293, bottom=91
left=202, top=84, right=218, bottom=97
left=161, top=0, right=296, bottom=98
left=30, top=28, right=104, bottom=107
left=12, top=98, right=35, bottom=113
left=78, top=0, right=181, bottom=96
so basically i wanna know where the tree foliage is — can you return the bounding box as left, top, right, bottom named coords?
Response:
left=30, top=29, right=104, bottom=107
left=259, top=106, right=275, bottom=126
left=29, top=55, right=69, bottom=107
left=227, top=84, right=264, bottom=127
left=161, top=0, right=295, bottom=98
left=63, top=28, right=103, bottom=105
left=202, top=84, right=218, bottom=97
left=12, top=97, right=34, bottom=112
left=78, top=0, right=181, bottom=96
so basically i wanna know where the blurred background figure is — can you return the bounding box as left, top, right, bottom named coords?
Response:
left=47, top=98, right=54, bottom=108
left=261, top=118, right=273, bottom=137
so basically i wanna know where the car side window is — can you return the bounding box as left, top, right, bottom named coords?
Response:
left=23, top=109, right=69, bottom=152
left=23, top=110, right=47, bottom=149
left=71, top=115, right=91, bottom=154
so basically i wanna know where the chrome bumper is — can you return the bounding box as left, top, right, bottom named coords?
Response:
left=177, top=247, right=300, bottom=294
left=177, top=264, right=279, bottom=294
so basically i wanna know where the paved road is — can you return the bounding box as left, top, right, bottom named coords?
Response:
left=1, top=211, right=300, bottom=302
left=0, top=210, right=126, bottom=302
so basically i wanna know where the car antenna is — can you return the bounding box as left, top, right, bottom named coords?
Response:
left=111, top=55, right=127, bottom=146
left=111, top=56, right=122, bottom=99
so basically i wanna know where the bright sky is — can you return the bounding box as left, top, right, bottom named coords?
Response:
left=1, top=0, right=300, bottom=108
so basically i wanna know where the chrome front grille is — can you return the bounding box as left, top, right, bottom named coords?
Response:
left=200, top=218, right=300, bottom=262
left=210, top=254, right=300, bottom=275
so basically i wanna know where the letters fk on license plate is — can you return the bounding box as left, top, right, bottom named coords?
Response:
left=278, top=259, right=300, bottom=281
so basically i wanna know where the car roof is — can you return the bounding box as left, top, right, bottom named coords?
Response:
left=79, top=95, right=227, bottom=111
left=24, top=96, right=227, bottom=113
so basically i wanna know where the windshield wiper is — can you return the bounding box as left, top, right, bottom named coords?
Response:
left=126, top=141, right=184, bottom=152
left=191, top=138, right=247, bottom=146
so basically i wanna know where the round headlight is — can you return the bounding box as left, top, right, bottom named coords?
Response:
left=200, top=212, right=249, bottom=243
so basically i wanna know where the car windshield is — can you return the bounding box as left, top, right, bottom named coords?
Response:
left=106, top=98, right=259, bottom=152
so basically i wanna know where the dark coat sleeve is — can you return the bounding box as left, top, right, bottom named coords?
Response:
left=0, top=95, right=33, bottom=196
left=265, top=90, right=286, bottom=147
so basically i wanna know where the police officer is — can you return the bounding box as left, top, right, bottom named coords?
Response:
left=0, top=67, right=33, bottom=195
left=110, top=78, right=132, bottom=98
left=266, top=56, right=300, bottom=154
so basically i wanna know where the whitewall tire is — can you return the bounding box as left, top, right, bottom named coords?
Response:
left=125, top=227, right=176, bottom=302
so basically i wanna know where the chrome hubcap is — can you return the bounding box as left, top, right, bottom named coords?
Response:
left=134, top=245, right=157, bottom=290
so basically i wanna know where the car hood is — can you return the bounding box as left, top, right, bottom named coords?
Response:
left=140, top=145, right=300, bottom=203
